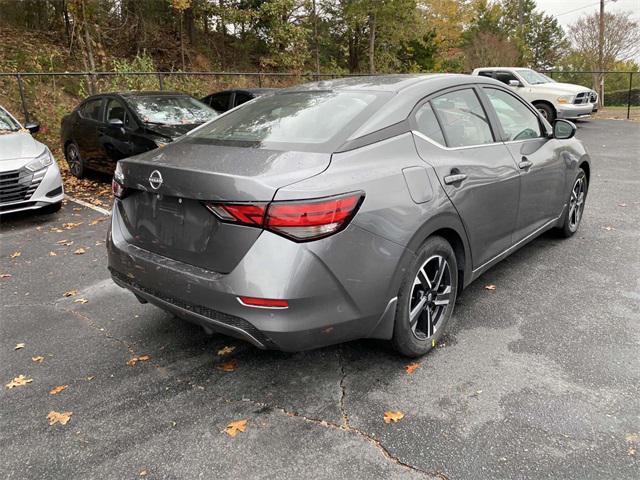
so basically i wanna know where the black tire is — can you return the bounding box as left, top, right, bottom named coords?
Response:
left=557, top=168, right=588, bottom=238
left=41, top=201, right=62, bottom=214
left=392, top=236, right=458, bottom=357
left=65, top=142, right=85, bottom=178
left=534, top=102, right=556, bottom=123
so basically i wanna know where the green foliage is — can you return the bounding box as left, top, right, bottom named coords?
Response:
left=110, top=55, right=158, bottom=91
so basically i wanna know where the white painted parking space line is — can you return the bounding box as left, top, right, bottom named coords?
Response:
left=65, top=194, right=111, bottom=216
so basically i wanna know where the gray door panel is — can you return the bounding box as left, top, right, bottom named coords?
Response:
left=414, top=136, right=520, bottom=268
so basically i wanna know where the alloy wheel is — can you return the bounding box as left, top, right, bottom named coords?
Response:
left=537, top=107, right=548, bottom=119
left=67, top=145, right=81, bottom=177
left=568, top=175, right=586, bottom=232
left=409, top=255, right=452, bottom=340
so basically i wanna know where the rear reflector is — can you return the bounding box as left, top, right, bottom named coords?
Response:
left=204, top=192, right=364, bottom=242
left=238, top=296, right=289, bottom=309
left=112, top=178, right=127, bottom=198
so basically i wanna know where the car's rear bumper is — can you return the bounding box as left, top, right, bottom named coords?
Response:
left=557, top=103, right=593, bottom=119
left=0, top=162, right=64, bottom=214
left=107, top=202, right=405, bottom=351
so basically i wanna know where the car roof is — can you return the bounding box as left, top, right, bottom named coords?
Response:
left=289, top=74, right=502, bottom=139
left=84, top=91, right=190, bottom=101
left=206, top=88, right=276, bottom=96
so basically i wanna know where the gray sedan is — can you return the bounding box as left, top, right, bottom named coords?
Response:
left=107, top=74, right=590, bottom=356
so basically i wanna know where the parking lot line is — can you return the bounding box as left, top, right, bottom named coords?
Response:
left=65, top=194, right=111, bottom=216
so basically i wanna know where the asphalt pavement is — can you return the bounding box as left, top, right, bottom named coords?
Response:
left=1, top=119, right=638, bottom=479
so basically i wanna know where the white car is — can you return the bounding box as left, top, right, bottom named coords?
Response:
left=0, top=106, right=64, bottom=215
left=471, top=67, right=597, bottom=122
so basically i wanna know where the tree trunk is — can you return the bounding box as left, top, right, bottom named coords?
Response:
left=180, top=12, right=186, bottom=70
left=81, top=0, right=97, bottom=94
left=312, top=0, right=320, bottom=76
left=368, top=13, right=376, bottom=75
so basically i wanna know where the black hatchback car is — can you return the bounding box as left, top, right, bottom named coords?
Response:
left=201, top=88, right=275, bottom=113
left=61, top=91, right=217, bottom=177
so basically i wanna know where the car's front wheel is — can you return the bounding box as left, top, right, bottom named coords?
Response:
left=558, top=168, right=588, bottom=238
left=534, top=102, right=556, bottom=123
left=392, top=236, right=458, bottom=357
left=65, top=142, right=85, bottom=178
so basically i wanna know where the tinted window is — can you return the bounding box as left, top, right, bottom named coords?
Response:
left=414, top=102, right=445, bottom=146
left=484, top=88, right=542, bottom=141
left=431, top=89, right=494, bottom=148
left=127, top=95, right=216, bottom=125
left=495, top=71, right=518, bottom=85
left=191, top=91, right=381, bottom=151
left=234, top=92, right=253, bottom=107
left=80, top=99, right=103, bottom=121
left=208, top=93, right=231, bottom=112
left=477, top=71, right=494, bottom=78
left=106, top=99, right=134, bottom=129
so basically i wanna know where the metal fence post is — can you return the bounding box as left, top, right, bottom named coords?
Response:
left=158, top=73, right=164, bottom=91
left=258, top=73, right=262, bottom=88
left=16, top=74, right=30, bottom=124
left=628, top=72, right=634, bottom=121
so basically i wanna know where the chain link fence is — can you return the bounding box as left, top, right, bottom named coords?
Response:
left=0, top=70, right=638, bottom=127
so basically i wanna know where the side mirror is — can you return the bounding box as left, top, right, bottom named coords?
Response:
left=508, top=80, right=522, bottom=87
left=553, top=119, right=576, bottom=140
left=25, top=122, right=40, bottom=134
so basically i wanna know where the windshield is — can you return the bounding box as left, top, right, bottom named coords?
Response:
left=190, top=91, right=381, bottom=151
left=0, top=107, right=21, bottom=133
left=128, top=95, right=217, bottom=126
left=516, top=69, right=552, bottom=85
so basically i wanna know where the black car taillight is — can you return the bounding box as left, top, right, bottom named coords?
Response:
left=204, top=192, right=364, bottom=242
left=112, top=162, right=128, bottom=198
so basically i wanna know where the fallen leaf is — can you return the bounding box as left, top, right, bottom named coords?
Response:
left=47, top=411, right=72, bottom=426
left=74, top=248, right=86, bottom=255
left=56, top=239, right=73, bottom=246
left=127, top=355, right=151, bottom=366
left=64, top=289, right=78, bottom=297
left=603, top=225, right=615, bottom=231
left=10, top=251, right=21, bottom=259
left=484, top=284, right=497, bottom=291
left=86, top=375, right=95, bottom=381
left=14, top=343, right=25, bottom=350
left=223, top=419, right=247, bottom=437
left=49, top=385, right=68, bottom=395
left=383, top=410, right=405, bottom=424
left=617, top=203, right=627, bottom=207
left=139, top=470, right=148, bottom=477
left=32, top=356, right=45, bottom=363
left=50, top=228, right=64, bottom=233
left=73, top=207, right=82, bottom=211
left=89, top=217, right=108, bottom=225
left=62, top=222, right=83, bottom=230
left=217, top=346, right=236, bottom=356
left=216, top=359, right=238, bottom=372
left=49, top=251, right=58, bottom=256
left=404, top=363, right=420, bottom=374
left=5, top=374, right=33, bottom=389
left=73, top=298, right=88, bottom=304
left=1, top=273, right=11, bottom=278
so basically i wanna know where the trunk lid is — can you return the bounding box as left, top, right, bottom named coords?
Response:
left=116, top=138, right=330, bottom=273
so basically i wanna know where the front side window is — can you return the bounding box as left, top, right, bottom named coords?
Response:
left=80, top=99, right=103, bottom=121
left=431, top=89, right=494, bottom=148
left=495, top=71, right=518, bottom=85
left=0, top=108, right=21, bottom=132
left=414, top=102, right=446, bottom=146
left=208, top=93, right=231, bottom=112
left=190, top=90, right=382, bottom=152
left=106, top=99, right=134, bottom=129
left=127, top=95, right=217, bottom=126
left=234, top=92, right=253, bottom=107
left=484, top=88, right=542, bottom=141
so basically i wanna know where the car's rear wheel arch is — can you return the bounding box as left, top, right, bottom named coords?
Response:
left=430, top=228, right=466, bottom=294
left=579, top=160, right=590, bottom=185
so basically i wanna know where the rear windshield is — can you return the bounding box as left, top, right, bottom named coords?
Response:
left=189, top=90, right=385, bottom=152
left=128, top=95, right=217, bottom=126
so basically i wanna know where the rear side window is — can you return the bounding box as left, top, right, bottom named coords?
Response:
left=79, top=99, right=103, bottom=121
left=477, top=71, right=494, bottom=78
left=234, top=92, right=253, bottom=106
left=191, top=91, right=383, bottom=152
left=484, top=88, right=542, bottom=141
left=431, top=89, right=494, bottom=148
left=414, top=102, right=446, bottom=146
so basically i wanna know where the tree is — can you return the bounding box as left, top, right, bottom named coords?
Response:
left=568, top=11, right=640, bottom=93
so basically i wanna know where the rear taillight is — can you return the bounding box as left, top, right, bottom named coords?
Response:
left=204, top=192, right=364, bottom=242
left=112, top=178, right=127, bottom=198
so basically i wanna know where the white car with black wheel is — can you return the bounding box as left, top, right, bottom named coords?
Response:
left=471, top=67, right=597, bottom=123
left=0, top=106, right=63, bottom=215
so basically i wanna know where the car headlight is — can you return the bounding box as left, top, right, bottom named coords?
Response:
left=25, top=148, right=53, bottom=172
left=557, top=95, right=573, bottom=104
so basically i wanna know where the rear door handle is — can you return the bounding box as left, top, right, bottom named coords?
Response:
left=444, top=173, right=467, bottom=185
left=519, top=157, right=533, bottom=170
